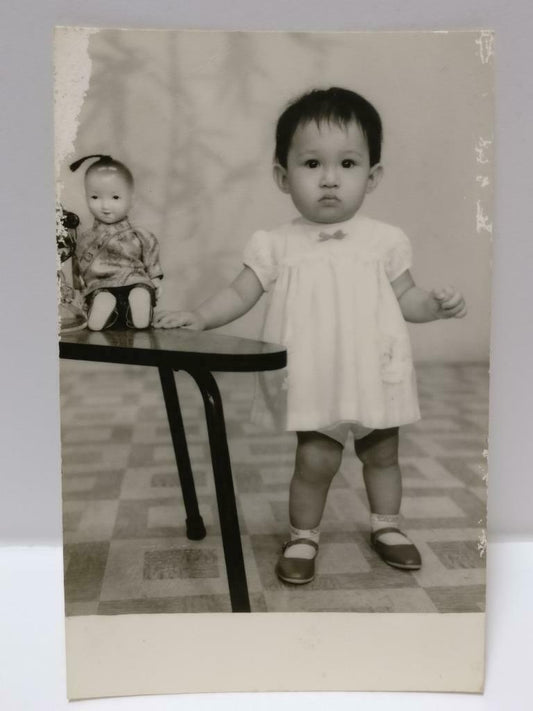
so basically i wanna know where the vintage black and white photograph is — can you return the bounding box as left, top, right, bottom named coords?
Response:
left=55, top=27, right=492, bottom=696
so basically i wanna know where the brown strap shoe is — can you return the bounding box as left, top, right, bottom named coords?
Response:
left=370, top=527, right=422, bottom=570
left=275, top=539, right=319, bottom=585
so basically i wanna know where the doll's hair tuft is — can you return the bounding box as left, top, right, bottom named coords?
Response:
left=70, top=154, right=134, bottom=187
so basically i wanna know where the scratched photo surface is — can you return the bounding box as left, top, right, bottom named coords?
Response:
left=57, top=30, right=492, bottom=619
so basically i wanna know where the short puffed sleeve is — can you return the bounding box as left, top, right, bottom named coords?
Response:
left=242, top=230, right=279, bottom=291
left=384, top=228, right=413, bottom=282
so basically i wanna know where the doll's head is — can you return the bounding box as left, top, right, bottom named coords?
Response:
left=273, top=88, right=383, bottom=224
left=70, top=155, right=134, bottom=225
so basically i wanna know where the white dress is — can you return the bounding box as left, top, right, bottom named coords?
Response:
left=243, top=213, right=420, bottom=433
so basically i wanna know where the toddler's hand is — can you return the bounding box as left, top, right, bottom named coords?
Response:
left=431, top=286, right=467, bottom=319
left=152, top=309, right=206, bottom=330
left=154, top=280, right=163, bottom=301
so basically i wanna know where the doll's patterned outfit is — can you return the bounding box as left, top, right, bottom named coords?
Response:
left=75, top=217, right=163, bottom=298
left=243, top=213, right=420, bottom=435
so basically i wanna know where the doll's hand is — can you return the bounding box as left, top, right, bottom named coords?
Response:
left=431, top=286, right=467, bottom=319
left=152, top=309, right=206, bottom=330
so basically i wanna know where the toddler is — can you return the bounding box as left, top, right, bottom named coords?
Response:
left=70, top=154, right=163, bottom=330
left=154, top=88, right=466, bottom=584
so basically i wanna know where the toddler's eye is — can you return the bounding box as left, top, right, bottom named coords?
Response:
left=341, top=159, right=356, bottom=168
left=305, top=159, right=319, bottom=168
left=90, top=195, right=98, bottom=200
left=112, top=195, right=120, bottom=200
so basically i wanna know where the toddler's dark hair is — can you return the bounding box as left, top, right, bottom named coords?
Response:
left=70, top=154, right=134, bottom=187
left=275, top=87, right=383, bottom=168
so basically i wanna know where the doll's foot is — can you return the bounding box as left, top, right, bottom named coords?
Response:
left=370, top=528, right=421, bottom=570
left=275, top=539, right=319, bottom=584
left=87, top=291, right=117, bottom=331
left=128, top=286, right=152, bottom=329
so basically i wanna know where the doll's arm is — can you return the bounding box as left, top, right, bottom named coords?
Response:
left=153, top=266, right=264, bottom=329
left=137, top=229, right=163, bottom=280
left=153, top=276, right=163, bottom=300
left=393, top=270, right=467, bottom=322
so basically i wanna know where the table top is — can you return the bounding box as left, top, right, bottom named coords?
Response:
left=59, top=327, right=286, bottom=373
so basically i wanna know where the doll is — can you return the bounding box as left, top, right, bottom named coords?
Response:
left=70, top=154, right=163, bottom=330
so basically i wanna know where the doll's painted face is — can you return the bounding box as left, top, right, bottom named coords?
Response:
left=85, top=169, right=133, bottom=224
left=274, top=120, right=382, bottom=224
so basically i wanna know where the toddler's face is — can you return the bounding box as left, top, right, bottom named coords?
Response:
left=85, top=171, right=133, bottom=224
left=274, top=120, right=382, bottom=224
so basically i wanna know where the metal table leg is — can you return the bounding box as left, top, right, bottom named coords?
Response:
left=187, top=367, right=251, bottom=613
left=158, top=366, right=206, bottom=540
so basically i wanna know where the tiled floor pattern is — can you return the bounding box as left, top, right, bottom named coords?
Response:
left=61, top=361, right=487, bottom=615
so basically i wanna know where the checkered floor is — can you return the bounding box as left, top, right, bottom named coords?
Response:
left=60, top=361, right=487, bottom=615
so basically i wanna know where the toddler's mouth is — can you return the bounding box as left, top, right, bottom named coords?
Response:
left=319, top=195, right=340, bottom=203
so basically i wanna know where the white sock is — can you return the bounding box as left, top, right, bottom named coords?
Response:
left=370, top=513, right=412, bottom=546
left=284, top=525, right=320, bottom=560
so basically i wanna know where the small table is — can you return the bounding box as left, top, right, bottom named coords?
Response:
left=59, top=328, right=286, bottom=613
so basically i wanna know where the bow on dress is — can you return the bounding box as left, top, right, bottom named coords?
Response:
left=318, top=229, right=347, bottom=242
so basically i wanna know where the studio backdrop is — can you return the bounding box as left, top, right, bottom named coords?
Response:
left=59, top=29, right=492, bottom=363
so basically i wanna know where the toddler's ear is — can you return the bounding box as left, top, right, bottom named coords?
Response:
left=273, top=163, right=290, bottom=194
left=366, top=164, right=384, bottom=194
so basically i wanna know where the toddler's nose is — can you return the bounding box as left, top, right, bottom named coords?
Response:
left=320, top=167, right=339, bottom=187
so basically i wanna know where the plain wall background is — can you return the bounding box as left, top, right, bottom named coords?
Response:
left=1, top=0, right=531, bottom=545
left=60, top=29, right=491, bottom=362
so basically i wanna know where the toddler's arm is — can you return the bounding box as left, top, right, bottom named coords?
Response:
left=153, top=266, right=264, bottom=330
left=392, top=270, right=467, bottom=322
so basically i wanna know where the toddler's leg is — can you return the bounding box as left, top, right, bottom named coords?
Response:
left=355, top=427, right=402, bottom=521
left=355, top=427, right=421, bottom=569
left=290, top=431, right=343, bottom=529
left=128, top=286, right=152, bottom=329
left=276, top=431, right=343, bottom=584
left=87, top=291, right=117, bottom=331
